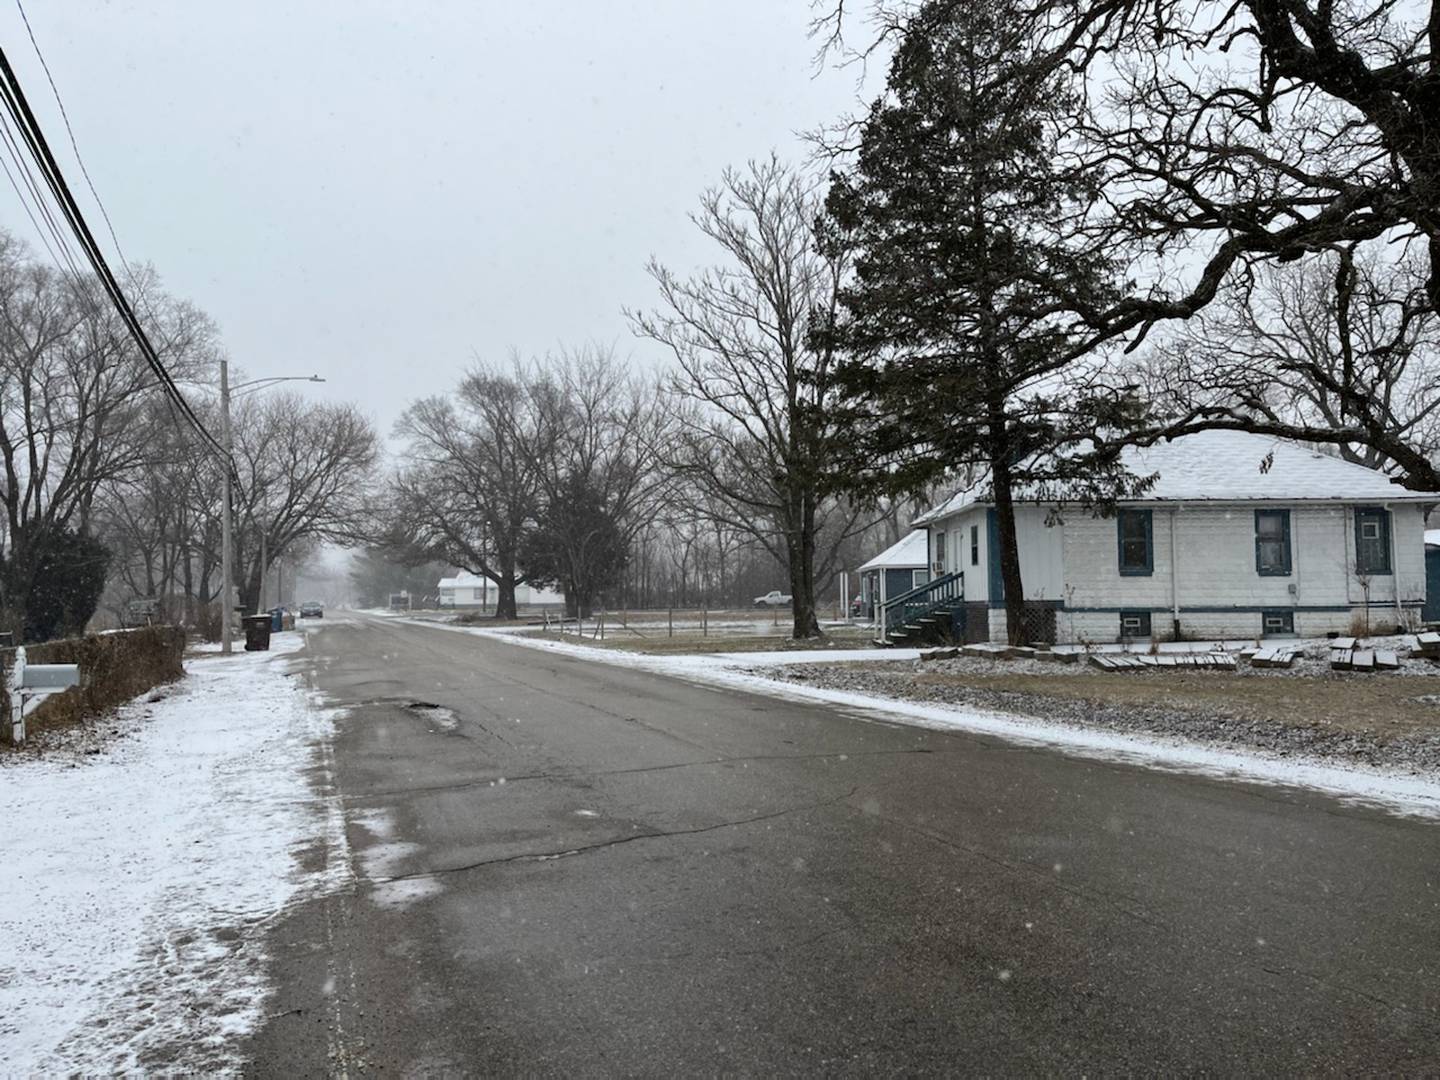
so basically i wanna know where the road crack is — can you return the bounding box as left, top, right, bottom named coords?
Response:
left=356, top=748, right=941, bottom=800
left=370, top=785, right=859, bottom=885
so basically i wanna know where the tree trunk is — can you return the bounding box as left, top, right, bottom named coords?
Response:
left=240, top=565, right=262, bottom=615
left=988, top=421, right=1027, bottom=647
left=181, top=541, right=195, bottom=627
left=787, top=488, right=822, bottom=639
left=495, top=573, right=518, bottom=621
left=492, top=548, right=520, bottom=620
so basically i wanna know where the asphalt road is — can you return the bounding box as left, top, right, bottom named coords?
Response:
left=246, top=613, right=1440, bottom=1075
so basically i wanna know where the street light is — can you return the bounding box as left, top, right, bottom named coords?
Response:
left=218, top=362, right=324, bottom=655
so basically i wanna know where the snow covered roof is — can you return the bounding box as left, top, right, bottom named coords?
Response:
left=437, top=571, right=487, bottom=589
left=1426, top=530, right=1440, bottom=548
left=915, top=430, right=1434, bottom=525
left=859, top=530, right=929, bottom=572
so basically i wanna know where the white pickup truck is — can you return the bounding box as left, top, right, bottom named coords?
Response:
left=753, top=590, right=793, bottom=608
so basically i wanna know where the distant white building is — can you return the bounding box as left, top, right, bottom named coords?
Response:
left=892, top=430, right=1434, bottom=645
left=436, top=571, right=564, bottom=610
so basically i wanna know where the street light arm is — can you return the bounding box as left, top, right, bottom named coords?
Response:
left=231, top=374, right=326, bottom=395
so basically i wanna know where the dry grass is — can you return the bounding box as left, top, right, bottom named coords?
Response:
left=550, top=625, right=877, bottom=655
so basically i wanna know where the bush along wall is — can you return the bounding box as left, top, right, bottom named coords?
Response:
left=0, top=625, right=186, bottom=745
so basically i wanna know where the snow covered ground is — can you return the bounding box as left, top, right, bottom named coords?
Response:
left=394, top=617, right=1440, bottom=823
left=0, top=631, right=347, bottom=1073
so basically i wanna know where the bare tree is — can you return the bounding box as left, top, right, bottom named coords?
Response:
left=1145, top=247, right=1440, bottom=481
left=229, top=393, right=379, bottom=612
left=0, top=232, right=218, bottom=638
left=391, top=358, right=554, bottom=619
left=630, top=157, right=874, bottom=638
left=524, top=347, right=674, bottom=618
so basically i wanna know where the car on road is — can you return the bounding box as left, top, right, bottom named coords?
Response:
left=299, top=601, right=324, bottom=619
left=753, top=590, right=792, bottom=608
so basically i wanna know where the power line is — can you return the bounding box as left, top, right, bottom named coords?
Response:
left=0, top=105, right=82, bottom=277
left=0, top=42, right=229, bottom=462
left=13, top=0, right=131, bottom=274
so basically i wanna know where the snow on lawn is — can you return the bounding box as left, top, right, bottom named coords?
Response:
left=400, top=618, right=1440, bottom=823
left=0, top=632, right=346, bottom=1074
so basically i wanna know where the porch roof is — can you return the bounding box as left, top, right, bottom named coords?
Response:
left=859, top=530, right=929, bottom=572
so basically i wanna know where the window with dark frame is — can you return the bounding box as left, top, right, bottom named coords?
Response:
left=1255, top=509, right=1292, bottom=576
left=1119, top=610, right=1152, bottom=638
left=970, top=524, right=979, bottom=566
left=1354, top=507, right=1392, bottom=575
left=935, top=530, right=946, bottom=570
left=1117, top=509, right=1153, bottom=575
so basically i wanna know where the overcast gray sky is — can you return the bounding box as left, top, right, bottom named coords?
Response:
left=0, top=1, right=869, bottom=436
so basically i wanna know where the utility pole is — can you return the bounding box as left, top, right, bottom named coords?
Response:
left=220, top=359, right=234, bottom=655
left=219, top=369, right=324, bottom=645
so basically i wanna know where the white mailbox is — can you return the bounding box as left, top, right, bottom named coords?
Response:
left=5, top=647, right=82, bottom=746
left=22, top=663, right=80, bottom=691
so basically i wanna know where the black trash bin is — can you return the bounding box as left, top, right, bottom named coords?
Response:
left=243, top=613, right=273, bottom=652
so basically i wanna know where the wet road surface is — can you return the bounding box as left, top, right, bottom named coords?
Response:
left=245, top=613, right=1440, bottom=1075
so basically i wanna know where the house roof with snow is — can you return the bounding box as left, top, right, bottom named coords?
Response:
left=914, top=430, right=1434, bottom=526
left=859, top=530, right=929, bottom=572
left=437, top=571, right=487, bottom=590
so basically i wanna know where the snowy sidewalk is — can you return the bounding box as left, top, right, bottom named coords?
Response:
left=0, top=633, right=345, bottom=1073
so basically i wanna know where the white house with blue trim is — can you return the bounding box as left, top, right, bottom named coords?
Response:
left=901, top=430, right=1434, bottom=645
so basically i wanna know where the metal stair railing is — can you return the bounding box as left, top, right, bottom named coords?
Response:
left=880, top=571, right=964, bottom=640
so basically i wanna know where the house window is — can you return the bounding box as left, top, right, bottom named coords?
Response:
left=935, top=530, right=946, bottom=570
left=1261, top=609, right=1295, bottom=636
left=1119, top=610, right=1152, bottom=638
left=1355, top=507, right=1392, bottom=575
left=1255, top=509, right=1292, bottom=576
left=970, top=524, right=979, bottom=566
left=1117, top=509, right=1153, bottom=576
left=912, top=569, right=930, bottom=590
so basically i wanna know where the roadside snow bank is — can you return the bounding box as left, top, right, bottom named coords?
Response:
left=0, top=633, right=346, bottom=1073
left=397, top=619, right=1440, bottom=822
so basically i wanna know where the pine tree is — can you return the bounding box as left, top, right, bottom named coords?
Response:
left=820, top=0, right=1146, bottom=644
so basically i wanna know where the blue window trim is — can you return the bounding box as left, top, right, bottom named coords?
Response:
left=1254, top=509, right=1292, bottom=576
left=1354, top=506, right=1393, bottom=576
left=986, top=509, right=1003, bottom=603
left=1117, top=509, right=1153, bottom=576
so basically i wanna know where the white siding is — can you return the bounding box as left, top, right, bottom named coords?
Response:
left=1013, top=507, right=1065, bottom=602
left=927, top=499, right=1430, bottom=643
left=928, top=506, right=1062, bottom=605
left=1064, top=503, right=1428, bottom=641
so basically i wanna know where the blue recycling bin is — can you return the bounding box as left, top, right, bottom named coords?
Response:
left=269, top=607, right=284, bottom=631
